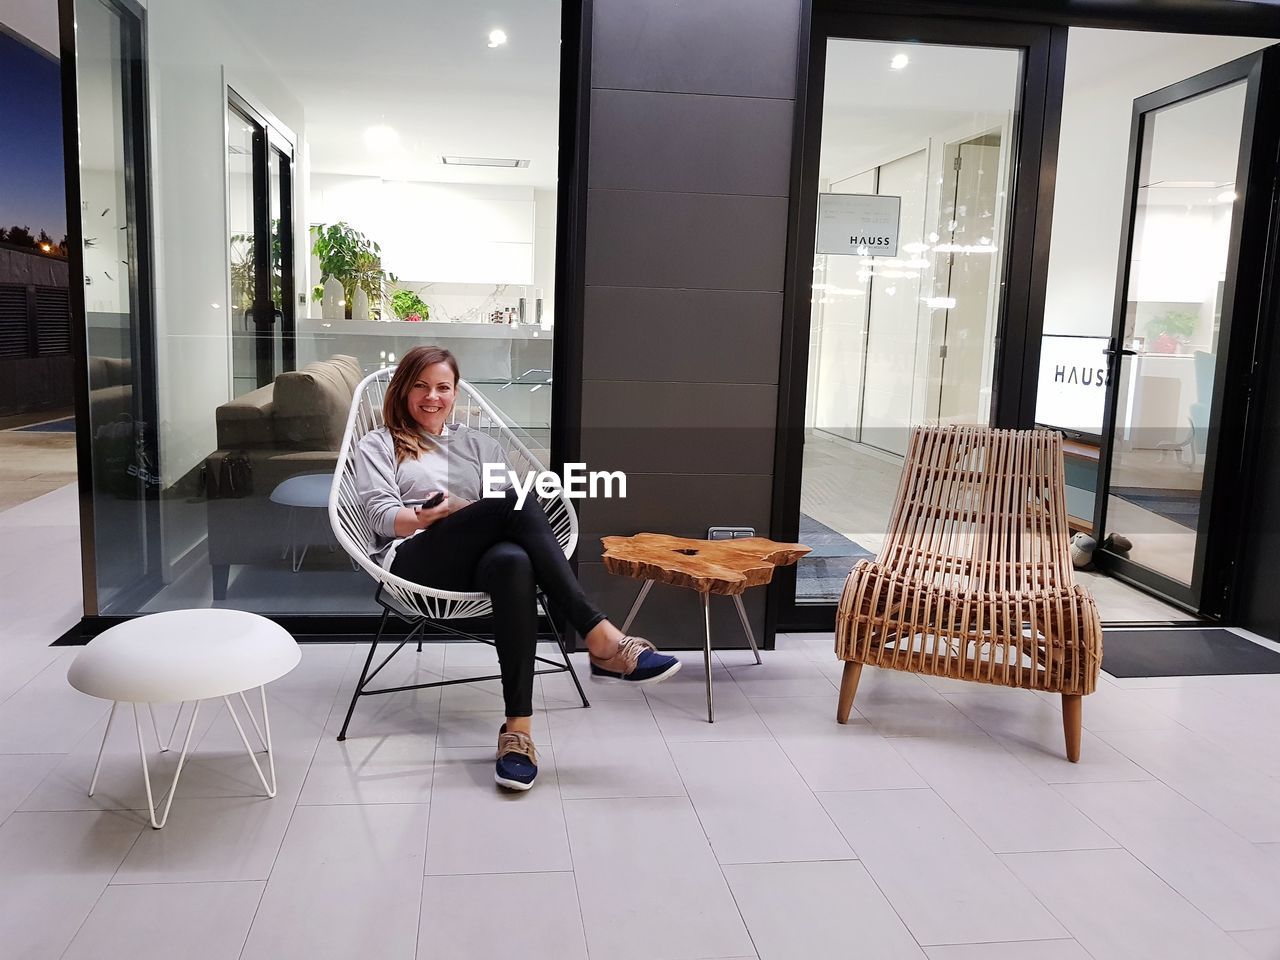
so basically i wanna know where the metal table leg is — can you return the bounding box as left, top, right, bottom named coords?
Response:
left=702, top=591, right=714, bottom=723
left=620, top=579, right=654, bottom=634
left=732, top=594, right=762, bottom=665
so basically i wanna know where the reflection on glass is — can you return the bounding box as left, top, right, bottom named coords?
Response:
left=67, top=0, right=566, bottom=615
left=798, top=38, right=1021, bottom=602
left=267, top=146, right=285, bottom=378
left=1105, top=81, right=1245, bottom=587
left=228, top=106, right=257, bottom=396
left=76, top=0, right=157, bottom=612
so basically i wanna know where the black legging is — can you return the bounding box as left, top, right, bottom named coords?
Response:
left=389, top=488, right=606, bottom=717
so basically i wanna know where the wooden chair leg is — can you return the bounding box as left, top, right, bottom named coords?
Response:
left=1062, top=694, right=1082, bottom=763
left=837, top=662, right=863, bottom=724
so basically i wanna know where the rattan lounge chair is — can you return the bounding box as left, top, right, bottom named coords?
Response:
left=834, top=425, right=1102, bottom=761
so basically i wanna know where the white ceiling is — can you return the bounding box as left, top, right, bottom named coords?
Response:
left=213, top=0, right=564, bottom=188
left=819, top=40, right=1021, bottom=180
left=817, top=29, right=1273, bottom=183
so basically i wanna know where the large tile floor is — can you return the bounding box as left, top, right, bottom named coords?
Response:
left=4, top=485, right=1280, bottom=960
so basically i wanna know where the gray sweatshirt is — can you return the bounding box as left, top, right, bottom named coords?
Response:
left=353, top=423, right=513, bottom=565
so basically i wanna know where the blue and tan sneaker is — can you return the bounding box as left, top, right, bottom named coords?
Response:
left=495, top=724, right=538, bottom=791
left=589, top=635, right=681, bottom=685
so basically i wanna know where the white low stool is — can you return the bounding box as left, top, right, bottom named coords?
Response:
left=67, top=609, right=301, bottom=829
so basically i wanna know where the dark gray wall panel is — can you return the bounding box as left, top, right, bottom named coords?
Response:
left=583, top=286, right=782, bottom=385
left=579, top=379, right=777, bottom=475
left=574, top=472, right=774, bottom=557
left=589, top=89, right=794, bottom=197
left=576, top=561, right=767, bottom=650
left=591, top=0, right=803, bottom=100
left=585, top=190, right=789, bottom=291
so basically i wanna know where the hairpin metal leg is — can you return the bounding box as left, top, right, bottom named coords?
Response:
left=702, top=591, right=714, bottom=723
left=135, top=698, right=201, bottom=830
left=732, top=594, right=762, bottom=665
left=621, top=579, right=654, bottom=634
left=224, top=690, right=277, bottom=797
left=88, top=701, right=118, bottom=797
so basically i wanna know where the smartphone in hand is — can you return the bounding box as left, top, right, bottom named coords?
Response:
left=406, top=491, right=445, bottom=510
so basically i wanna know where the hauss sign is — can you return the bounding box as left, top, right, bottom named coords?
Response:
left=816, top=192, right=901, bottom=257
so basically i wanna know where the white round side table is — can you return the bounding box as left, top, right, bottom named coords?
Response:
left=270, top=473, right=337, bottom=571
left=67, top=609, right=301, bottom=829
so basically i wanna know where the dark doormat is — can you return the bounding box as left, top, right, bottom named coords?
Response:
left=1110, top=486, right=1200, bottom=530
left=796, top=514, right=875, bottom=601
left=1102, top=628, right=1280, bottom=677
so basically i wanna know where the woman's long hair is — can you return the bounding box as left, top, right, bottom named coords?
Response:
left=383, top=345, right=461, bottom=464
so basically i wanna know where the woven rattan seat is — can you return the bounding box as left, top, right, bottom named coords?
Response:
left=834, top=425, right=1102, bottom=761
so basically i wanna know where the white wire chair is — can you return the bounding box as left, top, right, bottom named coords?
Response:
left=328, top=367, right=589, bottom=741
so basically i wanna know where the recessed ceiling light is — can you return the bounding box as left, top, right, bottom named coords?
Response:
left=363, top=124, right=400, bottom=152
left=441, top=155, right=529, bottom=168
left=488, top=28, right=507, bottom=48
left=1216, top=190, right=1237, bottom=204
left=890, top=53, right=909, bottom=70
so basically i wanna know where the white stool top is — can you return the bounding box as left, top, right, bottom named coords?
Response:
left=68, top=609, right=301, bottom=703
left=270, top=473, right=334, bottom=509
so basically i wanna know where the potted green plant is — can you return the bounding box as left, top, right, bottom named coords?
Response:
left=390, top=288, right=430, bottom=322
left=310, top=222, right=397, bottom=319
left=1145, top=309, right=1197, bottom=354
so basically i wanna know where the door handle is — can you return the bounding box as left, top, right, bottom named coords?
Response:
left=1102, top=338, right=1137, bottom=358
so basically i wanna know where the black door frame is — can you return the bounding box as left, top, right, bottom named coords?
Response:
left=772, top=8, right=1065, bottom=632
left=225, top=86, right=297, bottom=390
left=1093, top=49, right=1280, bottom=616
left=59, top=0, right=162, bottom=617
left=771, top=0, right=1280, bottom=634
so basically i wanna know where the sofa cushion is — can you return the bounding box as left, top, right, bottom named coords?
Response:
left=272, top=356, right=359, bottom=449
left=329, top=354, right=363, bottom=395
left=216, top=383, right=275, bottom=449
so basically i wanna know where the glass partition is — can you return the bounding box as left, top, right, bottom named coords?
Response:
left=797, top=38, right=1021, bottom=602
left=69, top=0, right=565, bottom=615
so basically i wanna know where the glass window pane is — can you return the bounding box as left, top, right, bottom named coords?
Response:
left=1106, top=81, right=1246, bottom=587
left=74, top=0, right=563, bottom=615
left=798, top=38, right=1022, bottom=603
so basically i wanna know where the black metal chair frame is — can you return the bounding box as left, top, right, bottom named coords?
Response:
left=335, top=585, right=591, bottom=742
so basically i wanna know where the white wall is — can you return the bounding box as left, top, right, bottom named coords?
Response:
left=310, top=174, right=537, bottom=285
left=146, top=0, right=306, bottom=494
left=1041, top=29, right=1270, bottom=337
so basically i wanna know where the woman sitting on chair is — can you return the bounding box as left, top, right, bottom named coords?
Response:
left=353, top=345, right=680, bottom=792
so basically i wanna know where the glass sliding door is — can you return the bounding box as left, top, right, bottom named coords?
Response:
left=795, top=33, right=1024, bottom=604
left=1094, top=48, right=1280, bottom=611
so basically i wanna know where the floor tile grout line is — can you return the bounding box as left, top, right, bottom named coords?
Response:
left=1089, top=723, right=1280, bottom=837
left=0, top=650, right=61, bottom=710
left=49, top=810, right=145, bottom=960
left=1043, top=778, right=1280, bottom=931
left=997, top=845, right=1250, bottom=948
left=237, top=644, right=354, bottom=960
left=654, top=711, right=762, bottom=960
left=414, top=641, right=444, bottom=960
left=882, top=728, right=1126, bottom=859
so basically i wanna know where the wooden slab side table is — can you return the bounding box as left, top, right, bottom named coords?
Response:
left=601, top=533, right=810, bottom=722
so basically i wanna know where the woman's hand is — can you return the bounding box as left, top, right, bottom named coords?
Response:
left=392, top=497, right=451, bottom=537
left=413, top=496, right=452, bottom=530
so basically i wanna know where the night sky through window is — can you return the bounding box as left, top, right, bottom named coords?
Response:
left=0, top=29, right=66, bottom=241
